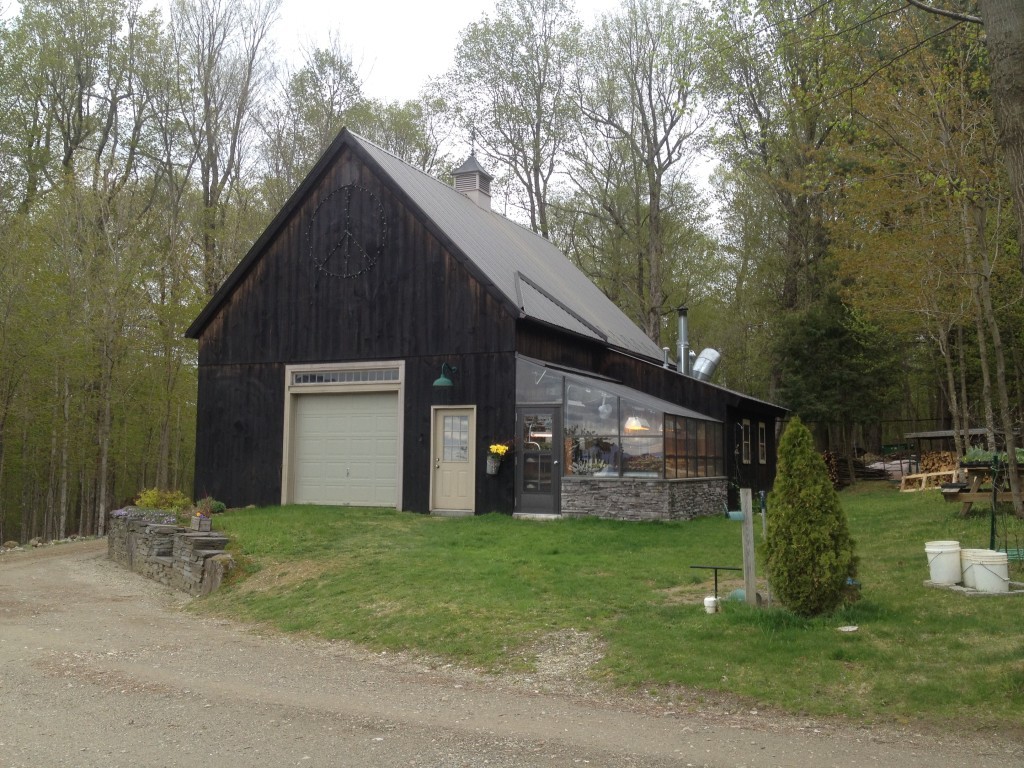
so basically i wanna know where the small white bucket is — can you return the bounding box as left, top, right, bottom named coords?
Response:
left=703, top=596, right=718, bottom=614
left=925, top=541, right=961, bottom=584
left=960, top=549, right=994, bottom=589
left=973, top=551, right=1010, bottom=594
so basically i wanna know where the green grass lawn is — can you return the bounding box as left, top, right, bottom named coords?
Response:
left=197, top=482, right=1024, bottom=727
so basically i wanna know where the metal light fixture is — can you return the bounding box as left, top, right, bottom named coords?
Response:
left=432, top=362, right=457, bottom=390
left=618, top=415, right=643, bottom=434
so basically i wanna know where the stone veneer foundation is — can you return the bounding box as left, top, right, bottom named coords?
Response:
left=560, top=476, right=727, bottom=521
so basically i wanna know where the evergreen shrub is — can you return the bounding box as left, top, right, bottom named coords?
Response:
left=766, top=417, right=858, bottom=617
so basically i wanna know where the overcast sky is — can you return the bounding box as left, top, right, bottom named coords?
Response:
left=1, top=0, right=622, bottom=103
left=273, top=0, right=620, bottom=104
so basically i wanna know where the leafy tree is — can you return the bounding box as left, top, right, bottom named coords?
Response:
left=0, top=0, right=201, bottom=541
left=565, top=0, right=712, bottom=344
left=706, top=0, right=872, bottom=397
left=774, top=294, right=902, bottom=474
left=833, top=12, right=1023, bottom=512
left=908, top=1, right=1024, bottom=272
left=347, top=95, right=454, bottom=176
left=704, top=165, right=787, bottom=399
left=766, top=417, right=858, bottom=617
left=260, top=36, right=364, bottom=207
left=446, top=0, right=582, bottom=237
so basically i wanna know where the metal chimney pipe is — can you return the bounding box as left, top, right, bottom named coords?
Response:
left=662, top=347, right=671, bottom=368
left=677, top=306, right=691, bottom=376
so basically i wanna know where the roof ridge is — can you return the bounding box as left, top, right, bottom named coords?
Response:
left=347, top=131, right=551, bottom=244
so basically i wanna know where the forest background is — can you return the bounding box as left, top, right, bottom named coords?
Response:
left=1, top=0, right=1021, bottom=543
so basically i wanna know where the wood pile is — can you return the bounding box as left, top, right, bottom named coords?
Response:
left=920, top=451, right=958, bottom=473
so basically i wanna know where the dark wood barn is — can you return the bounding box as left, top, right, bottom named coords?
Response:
left=185, top=129, right=785, bottom=519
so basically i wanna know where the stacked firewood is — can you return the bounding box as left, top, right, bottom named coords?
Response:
left=919, top=451, right=957, bottom=473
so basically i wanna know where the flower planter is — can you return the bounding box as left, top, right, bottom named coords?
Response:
left=486, top=455, right=501, bottom=475
left=190, top=516, right=212, bottom=532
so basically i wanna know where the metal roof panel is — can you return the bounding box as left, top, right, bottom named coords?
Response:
left=354, top=135, right=665, bottom=361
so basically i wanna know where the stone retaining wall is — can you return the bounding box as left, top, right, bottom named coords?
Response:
left=560, top=477, right=727, bottom=521
left=108, top=510, right=234, bottom=596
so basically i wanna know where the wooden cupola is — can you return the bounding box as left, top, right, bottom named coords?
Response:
left=452, top=152, right=493, bottom=211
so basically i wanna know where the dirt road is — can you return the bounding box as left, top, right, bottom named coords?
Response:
left=1, top=540, right=1020, bottom=768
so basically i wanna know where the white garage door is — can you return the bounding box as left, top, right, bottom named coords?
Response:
left=291, top=392, right=398, bottom=506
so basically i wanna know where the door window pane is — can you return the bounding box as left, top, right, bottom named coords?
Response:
left=521, top=412, right=554, bottom=493
left=443, top=415, right=469, bottom=462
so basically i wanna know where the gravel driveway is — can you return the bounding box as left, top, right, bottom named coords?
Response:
left=1, top=540, right=1021, bottom=768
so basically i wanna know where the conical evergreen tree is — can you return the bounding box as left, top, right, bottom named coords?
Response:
left=766, top=417, right=858, bottom=617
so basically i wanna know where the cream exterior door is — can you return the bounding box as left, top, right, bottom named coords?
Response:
left=431, top=407, right=476, bottom=514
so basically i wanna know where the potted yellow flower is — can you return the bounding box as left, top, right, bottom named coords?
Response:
left=486, top=442, right=510, bottom=475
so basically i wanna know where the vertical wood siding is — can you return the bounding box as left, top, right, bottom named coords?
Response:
left=196, top=146, right=518, bottom=511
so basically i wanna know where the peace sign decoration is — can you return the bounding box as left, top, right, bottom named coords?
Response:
left=306, top=184, right=388, bottom=281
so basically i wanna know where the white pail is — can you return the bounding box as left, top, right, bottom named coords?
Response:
left=959, top=549, right=992, bottom=589
left=703, top=596, right=718, bottom=614
left=925, top=541, right=961, bottom=584
left=973, top=551, right=1010, bottom=594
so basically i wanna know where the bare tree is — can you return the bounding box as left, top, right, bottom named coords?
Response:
left=170, top=0, right=281, bottom=294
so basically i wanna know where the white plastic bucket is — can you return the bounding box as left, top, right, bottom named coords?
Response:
left=960, top=549, right=992, bottom=589
left=703, top=596, right=718, bottom=614
left=973, top=551, right=1010, bottom=594
left=925, top=541, right=961, bottom=584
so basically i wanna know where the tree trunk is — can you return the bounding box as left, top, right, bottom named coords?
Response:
left=936, top=324, right=966, bottom=460
left=955, top=324, right=972, bottom=451
left=969, top=201, right=1023, bottom=515
left=977, top=0, right=1024, bottom=273
left=57, top=376, right=71, bottom=540
left=21, top=422, right=31, bottom=542
left=95, top=343, right=114, bottom=537
left=971, top=283, right=998, bottom=452
left=844, top=422, right=857, bottom=486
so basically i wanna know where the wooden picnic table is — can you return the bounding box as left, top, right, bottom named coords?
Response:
left=941, top=465, right=1015, bottom=516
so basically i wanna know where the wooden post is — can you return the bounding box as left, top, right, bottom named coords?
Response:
left=741, top=488, right=758, bottom=607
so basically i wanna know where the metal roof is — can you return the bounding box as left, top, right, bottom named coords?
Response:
left=351, top=133, right=666, bottom=362
left=452, top=152, right=493, bottom=180
left=904, top=428, right=991, bottom=440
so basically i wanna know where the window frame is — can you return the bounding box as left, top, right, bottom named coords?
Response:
left=741, top=419, right=752, bottom=465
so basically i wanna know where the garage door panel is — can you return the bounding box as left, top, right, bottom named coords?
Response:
left=291, top=392, right=398, bottom=506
